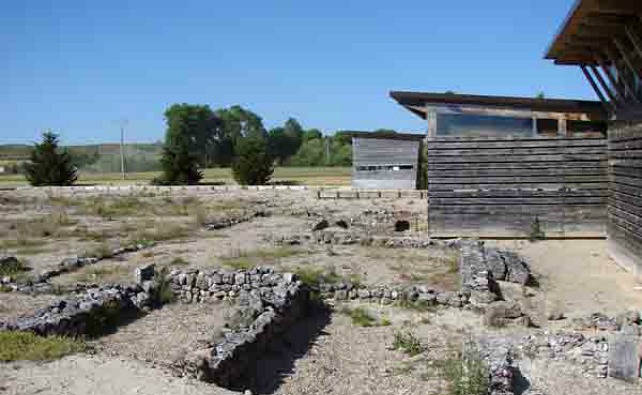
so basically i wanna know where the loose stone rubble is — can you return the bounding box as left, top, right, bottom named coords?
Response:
left=204, top=210, right=269, bottom=230
left=0, top=241, right=155, bottom=294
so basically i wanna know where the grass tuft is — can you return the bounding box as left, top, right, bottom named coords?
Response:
left=434, top=352, right=489, bottom=395
left=339, top=306, right=391, bottom=327
left=392, top=331, right=424, bottom=356
left=0, top=331, right=86, bottom=361
left=154, top=266, right=175, bottom=304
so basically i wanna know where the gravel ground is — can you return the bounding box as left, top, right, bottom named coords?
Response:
left=0, top=355, right=237, bottom=395
left=94, top=301, right=234, bottom=366
left=0, top=293, right=61, bottom=320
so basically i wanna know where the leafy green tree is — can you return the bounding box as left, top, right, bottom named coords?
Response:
left=214, top=105, right=267, bottom=166
left=163, top=104, right=222, bottom=167
left=289, top=137, right=325, bottom=166
left=268, top=117, right=304, bottom=164
left=303, top=128, right=323, bottom=142
left=154, top=107, right=203, bottom=185
left=25, top=131, right=77, bottom=186
left=232, top=136, right=274, bottom=185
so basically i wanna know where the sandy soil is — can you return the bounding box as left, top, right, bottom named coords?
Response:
left=0, top=355, right=237, bottom=395
left=2, top=189, right=642, bottom=395
left=0, top=293, right=61, bottom=320
left=94, top=302, right=233, bottom=366
left=490, top=239, right=642, bottom=322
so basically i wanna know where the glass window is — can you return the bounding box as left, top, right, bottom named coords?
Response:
left=436, top=113, right=533, bottom=137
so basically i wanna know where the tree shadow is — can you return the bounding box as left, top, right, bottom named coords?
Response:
left=240, top=301, right=332, bottom=394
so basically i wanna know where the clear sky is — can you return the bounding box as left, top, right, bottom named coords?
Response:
left=1, top=0, right=590, bottom=145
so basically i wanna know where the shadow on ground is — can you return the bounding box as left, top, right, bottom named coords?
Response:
left=244, top=302, right=332, bottom=394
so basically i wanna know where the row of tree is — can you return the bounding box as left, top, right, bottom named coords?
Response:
left=159, top=104, right=351, bottom=168
left=24, top=103, right=363, bottom=186
left=155, top=103, right=354, bottom=185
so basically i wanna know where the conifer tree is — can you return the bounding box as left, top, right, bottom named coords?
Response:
left=25, top=131, right=77, bottom=186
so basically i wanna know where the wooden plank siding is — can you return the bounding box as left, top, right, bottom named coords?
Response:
left=352, top=137, right=421, bottom=189
left=608, top=122, right=642, bottom=275
left=426, top=136, right=608, bottom=238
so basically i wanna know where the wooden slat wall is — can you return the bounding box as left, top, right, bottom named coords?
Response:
left=608, top=122, right=642, bottom=275
left=426, top=136, right=608, bottom=238
left=352, top=137, right=420, bottom=189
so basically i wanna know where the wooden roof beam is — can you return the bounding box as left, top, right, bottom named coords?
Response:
left=625, top=24, right=642, bottom=60
left=580, top=65, right=613, bottom=112
left=588, top=64, right=619, bottom=105
left=597, top=55, right=627, bottom=103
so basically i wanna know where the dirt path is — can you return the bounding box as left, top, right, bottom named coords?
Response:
left=0, top=355, right=236, bottom=395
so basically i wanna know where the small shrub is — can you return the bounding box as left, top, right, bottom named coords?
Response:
left=154, top=266, right=175, bottom=304
left=392, top=331, right=424, bottom=356
left=436, top=353, right=489, bottom=395
left=0, top=331, right=86, bottom=361
left=0, top=257, right=29, bottom=277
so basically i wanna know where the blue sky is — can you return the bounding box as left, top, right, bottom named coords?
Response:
left=1, top=0, right=589, bottom=145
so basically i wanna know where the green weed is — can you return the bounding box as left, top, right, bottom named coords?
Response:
left=0, top=332, right=86, bottom=361
left=392, top=331, right=424, bottom=356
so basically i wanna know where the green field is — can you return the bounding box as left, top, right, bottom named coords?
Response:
left=0, top=167, right=352, bottom=187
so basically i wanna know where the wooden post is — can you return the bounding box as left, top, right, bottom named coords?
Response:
left=426, top=107, right=437, bottom=137
left=558, top=116, right=567, bottom=136
left=531, top=116, right=538, bottom=136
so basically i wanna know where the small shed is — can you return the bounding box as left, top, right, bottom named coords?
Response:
left=351, top=132, right=424, bottom=189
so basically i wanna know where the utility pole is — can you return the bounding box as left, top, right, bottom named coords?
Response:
left=119, top=120, right=128, bottom=180
left=324, top=137, right=330, bottom=166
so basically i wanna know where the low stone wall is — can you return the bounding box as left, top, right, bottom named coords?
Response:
left=172, top=268, right=309, bottom=389
left=0, top=281, right=157, bottom=336
left=165, top=266, right=470, bottom=309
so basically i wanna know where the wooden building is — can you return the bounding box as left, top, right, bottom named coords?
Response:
left=351, top=132, right=424, bottom=189
left=391, top=92, right=609, bottom=238
left=545, top=0, right=642, bottom=274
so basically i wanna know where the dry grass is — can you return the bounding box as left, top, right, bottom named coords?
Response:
left=221, top=246, right=304, bottom=270
left=70, top=265, right=130, bottom=284
left=339, top=306, right=391, bottom=327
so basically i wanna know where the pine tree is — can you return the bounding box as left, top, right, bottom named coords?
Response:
left=155, top=126, right=202, bottom=185
left=232, top=136, right=273, bottom=185
left=25, top=131, right=77, bottom=186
